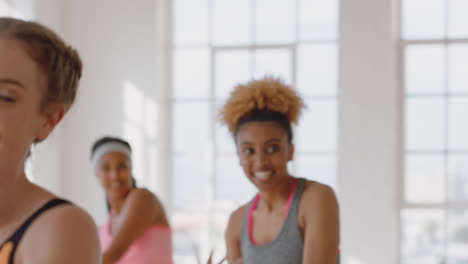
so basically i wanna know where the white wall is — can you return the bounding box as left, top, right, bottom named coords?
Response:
left=63, top=0, right=162, bottom=224
left=25, top=0, right=67, bottom=197
left=30, top=0, right=162, bottom=224
left=338, top=0, right=400, bottom=263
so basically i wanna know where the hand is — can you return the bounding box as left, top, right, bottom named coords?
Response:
left=102, top=255, right=112, bottom=264
left=207, top=250, right=228, bottom=264
left=102, top=251, right=117, bottom=264
left=228, top=259, right=242, bottom=264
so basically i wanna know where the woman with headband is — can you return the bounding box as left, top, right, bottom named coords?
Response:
left=0, top=18, right=100, bottom=263
left=91, top=136, right=172, bottom=264
left=221, top=77, right=340, bottom=264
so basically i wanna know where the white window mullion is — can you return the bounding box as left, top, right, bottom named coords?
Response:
left=340, top=0, right=399, bottom=263
left=158, top=0, right=174, bottom=213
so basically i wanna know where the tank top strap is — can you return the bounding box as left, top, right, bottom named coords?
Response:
left=240, top=178, right=306, bottom=263
left=0, top=198, right=71, bottom=264
left=246, top=178, right=304, bottom=246
left=290, top=178, right=306, bottom=210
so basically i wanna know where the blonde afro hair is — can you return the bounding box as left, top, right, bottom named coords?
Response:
left=220, top=77, right=305, bottom=134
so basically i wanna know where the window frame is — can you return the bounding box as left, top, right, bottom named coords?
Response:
left=398, top=0, right=468, bottom=262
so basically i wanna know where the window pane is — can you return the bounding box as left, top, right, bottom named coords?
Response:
left=254, top=49, right=292, bottom=84
left=173, top=48, right=211, bottom=99
left=405, top=154, right=445, bottom=203
left=447, top=209, right=468, bottom=263
left=296, top=99, right=337, bottom=152
left=173, top=0, right=209, bottom=45
left=172, top=211, right=208, bottom=263
left=448, top=155, right=468, bottom=201
left=211, top=210, right=230, bottom=262
left=405, top=97, right=445, bottom=151
left=0, top=1, right=25, bottom=18
left=213, top=0, right=251, bottom=45
left=123, top=81, right=144, bottom=124
left=402, top=0, right=445, bottom=39
left=215, top=121, right=236, bottom=154
left=124, top=122, right=144, bottom=185
left=299, top=0, right=338, bottom=41
left=405, top=45, right=445, bottom=95
left=144, top=97, right=158, bottom=140
left=148, top=144, right=159, bottom=192
left=448, top=0, right=468, bottom=38
left=173, top=102, right=211, bottom=153
left=255, top=0, right=295, bottom=44
left=401, top=209, right=445, bottom=264
left=173, top=154, right=211, bottom=210
left=0, top=1, right=11, bottom=16
left=297, top=44, right=338, bottom=97
left=449, top=45, right=468, bottom=94
left=215, top=50, right=252, bottom=100
left=295, top=154, right=336, bottom=190
left=215, top=155, right=256, bottom=203
left=449, top=97, right=468, bottom=150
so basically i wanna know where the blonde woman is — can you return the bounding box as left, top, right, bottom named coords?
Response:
left=0, top=17, right=100, bottom=264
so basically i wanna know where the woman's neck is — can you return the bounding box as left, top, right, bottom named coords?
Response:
left=257, top=176, right=296, bottom=212
left=108, top=194, right=129, bottom=216
left=0, top=172, right=39, bottom=237
left=0, top=171, right=26, bottom=214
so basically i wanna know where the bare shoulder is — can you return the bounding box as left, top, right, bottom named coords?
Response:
left=127, top=188, right=157, bottom=203
left=124, top=188, right=158, bottom=211
left=300, top=180, right=339, bottom=216
left=299, top=180, right=340, bottom=261
left=126, top=188, right=169, bottom=226
left=225, top=205, right=247, bottom=240
left=20, top=204, right=100, bottom=263
left=225, top=205, right=247, bottom=262
left=302, top=180, right=337, bottom=199
left=28, top=204, right=97, bottom=239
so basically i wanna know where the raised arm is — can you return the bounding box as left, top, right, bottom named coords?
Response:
left=225, top=206, right=245, bottom=264
left=103, top=188, right=167, bottom=263
left=301, top=183, right=340, bottom=264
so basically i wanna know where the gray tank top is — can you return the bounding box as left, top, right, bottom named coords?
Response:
left=240, top=178, right=305, bottom=264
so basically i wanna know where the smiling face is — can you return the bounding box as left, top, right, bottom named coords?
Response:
left=0, top=35, right=62, bottom=176
left=235, top=121, right=294, bottom=191
left=96, top=152, right=133, bottom=201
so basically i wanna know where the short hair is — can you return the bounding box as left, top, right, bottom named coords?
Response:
left=0, top=17, right=82, bottom=111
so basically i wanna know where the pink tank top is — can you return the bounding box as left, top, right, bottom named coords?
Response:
left=99, top=219, right=173, bottom=264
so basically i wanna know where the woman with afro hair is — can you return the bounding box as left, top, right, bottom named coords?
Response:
left=221, top=77, right=340, bottom=264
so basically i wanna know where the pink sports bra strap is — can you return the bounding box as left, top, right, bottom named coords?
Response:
left=248, top=179, right=299, bottom=245
left=284, top=180, right=298, bottom=215
left=248, top=195, right=260, bottom=245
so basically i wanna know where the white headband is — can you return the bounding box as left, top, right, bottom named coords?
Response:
left=92, top=141, right=132, bottom=171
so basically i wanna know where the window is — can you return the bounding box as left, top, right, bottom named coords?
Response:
left=400, top=0, right=468, bottom=263
left=171, top=0, right=339, bottom=262
left=0, top=0, right=24, bottom=17
left=122, top=81, right=160, bottom=193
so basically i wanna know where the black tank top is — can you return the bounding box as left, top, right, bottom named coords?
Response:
left=0, top=199, right=71, bottom=264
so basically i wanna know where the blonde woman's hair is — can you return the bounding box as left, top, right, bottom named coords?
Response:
left=0, top=17, right=82, bottom=111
